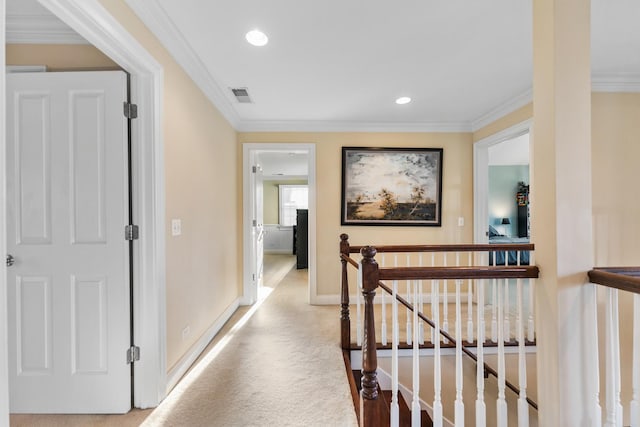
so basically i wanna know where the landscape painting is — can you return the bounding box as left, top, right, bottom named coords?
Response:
left=341, top=147, right=443, bottom=226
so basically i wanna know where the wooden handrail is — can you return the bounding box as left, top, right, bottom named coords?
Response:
left=347, top=242, right=534, bottom=254
left=588, top=267, right=640, bottom=294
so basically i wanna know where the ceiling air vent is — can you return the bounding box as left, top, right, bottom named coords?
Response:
left=231, top=87, right=252, bottom=103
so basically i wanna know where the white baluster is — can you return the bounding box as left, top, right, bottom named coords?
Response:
left=407, top=255, right=412, bottom=345
left=455, top=278, right=464, bottom=427
left=517, top=278, right=529, bottom=427
left=381, top=254, right=387, bottom=346
left=356, top=261, right=362, bottom=346
left=527, top=253, right=535, bottom=342
left=591, top=284, right=602, bottom=427
left=497, top=278, right=508, bottom=427
left=491, top=276, right=498, bottom=343
left=476, top=278, right=486, bottom=427
left=430, top=253, right=436, bottom=345
left=504, top=252, right=511, bottom=343
left=632, top=294, right=640, bottom=427
left=467, top=252, right=474, bottom=344
left=443, top=253, right=449, bottom=344
left=433, top=280, right=443, bottom=427
left=412, top=280, right=421, bottom=427
left=604, top=288, right=622, bottom=427
left=418, top=254, right=425, bottom=345
left=390, top=280, right=400, bottom=427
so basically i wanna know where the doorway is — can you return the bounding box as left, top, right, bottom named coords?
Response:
left=474, top=120, right=532, bottom=243
left=242, top=143, right=317, bottom=305
left=1, top=0, right=166, bottom=414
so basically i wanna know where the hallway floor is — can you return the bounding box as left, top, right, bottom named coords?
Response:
left=10, top=255, right=357, bottom=427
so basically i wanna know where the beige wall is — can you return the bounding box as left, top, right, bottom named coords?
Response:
left=263, top=180, right=308, bottom=225
left=238, top=132, right=474, bottom=296
left=9, top=1, right=242, bottom=371
left=473, top=103, right=533, bottom=143
left=6, top=43, right=119, bottom=70
left=96, top=0, right=240, bottom=370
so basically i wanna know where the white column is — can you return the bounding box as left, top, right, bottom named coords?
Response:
left=533, top=0, right=596, bottom=424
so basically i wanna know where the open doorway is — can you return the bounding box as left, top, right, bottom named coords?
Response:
left=474, top=120, right=532, bottom=244
left=242, top=143, right=316, bottom=306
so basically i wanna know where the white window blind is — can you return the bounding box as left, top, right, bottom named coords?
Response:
left=279, top=185, right=308, bottom=226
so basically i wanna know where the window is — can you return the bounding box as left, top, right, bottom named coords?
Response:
left=279, top=185, right=308, bottom=226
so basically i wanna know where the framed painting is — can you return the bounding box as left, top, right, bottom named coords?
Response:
left=341, top=147, right=443, bottom=226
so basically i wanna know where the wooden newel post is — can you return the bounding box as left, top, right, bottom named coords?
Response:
left=340, top=234, right=351, bottom=351
left=360, top=246, right=379, bottom=400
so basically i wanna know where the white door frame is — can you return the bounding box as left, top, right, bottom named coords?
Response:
left=1, top=0, right=10, bottom=424
left=2, top=0, right=167, bottom=409
left=242, top=143, right=317, bottom=305
left=473, top=119, right=532, bottom=243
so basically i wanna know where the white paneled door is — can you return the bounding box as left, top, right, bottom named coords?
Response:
left=6, top=71, right=131, bottom=413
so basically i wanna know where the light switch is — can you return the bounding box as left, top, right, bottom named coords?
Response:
left=171, top=219, right=182, bottom=236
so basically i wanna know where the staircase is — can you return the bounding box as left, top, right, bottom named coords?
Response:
left=345, top=354, right=433, bottom=427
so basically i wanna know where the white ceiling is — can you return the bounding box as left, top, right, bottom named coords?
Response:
left=488, top=133, right=530, bottom=166
left=7, top=0, right=640, bottom=132
left=258, top=151, right=308, bottom=178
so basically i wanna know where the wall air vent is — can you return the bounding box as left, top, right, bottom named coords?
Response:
left=231, top=87, right=252, bottom=103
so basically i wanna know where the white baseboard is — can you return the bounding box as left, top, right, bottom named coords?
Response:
left=311, top=293, right=472, bottom=306
left=165, top=298, right=241, bottom=393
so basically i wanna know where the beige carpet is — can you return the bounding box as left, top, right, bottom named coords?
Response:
left=10, top=256, right=358, bottom=427
left=141, top=266, right=357, bottom=427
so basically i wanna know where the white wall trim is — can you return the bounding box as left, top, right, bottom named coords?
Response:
left=592, top=72, right=640, bottom=93
left=6, top=13, right=88, bottom=44
left=471, top=89, right=532, bottom=132
left=123, top=0, right=240, bottom=129
left=38, top=0, right=167, bottom=408
left=473, top=119, right=532, bottom=244
left=0, top=1, right=10, bottom=424
left=242, top=143, right=317, bottom=305
left=237, top=120, right=472, bottom=133
left=164, top=298, right=240, bottom=394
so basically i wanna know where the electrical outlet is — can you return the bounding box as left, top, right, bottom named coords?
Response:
left=171, top=219, right=182, bottom=236
left=181, top=326, right=190, bottom=340
left=458, top=217, right=464, bottom=227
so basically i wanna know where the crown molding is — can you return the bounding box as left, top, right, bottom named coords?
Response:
left=236, top=120, right=472, bottom=133
left=124, top=0, right=241, bottom=128
left=471, top=88, right=533, bottom=132
left=6, top=14, right=88, bottom=44
left=592, top=72, right=640, bottom=93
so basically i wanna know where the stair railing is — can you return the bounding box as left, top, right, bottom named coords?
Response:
left=340, top=234, right=539, bottom=426
left=588, top=267, right=640, bottom=426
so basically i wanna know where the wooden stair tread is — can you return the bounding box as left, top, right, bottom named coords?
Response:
left=381, top=390, right=433, bottom=427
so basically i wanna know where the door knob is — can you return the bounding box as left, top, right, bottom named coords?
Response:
left=6, top=254, right=15, bottom=267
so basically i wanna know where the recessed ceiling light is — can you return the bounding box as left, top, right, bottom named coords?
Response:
left=395, top=97, right=412, bottom=105
left=246, top=29, right=269, bottom=47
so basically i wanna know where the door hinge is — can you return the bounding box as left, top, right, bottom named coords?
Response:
left=125, top=224, right=139, bottom=241
left=127, top=345, right=140, bottom=364
left=252, top=165, right=257, bottom=173
left=252, top=219, right=257, bottom=227
left=123, top=102, right=138, bottom=119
